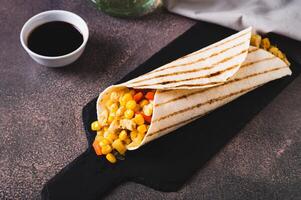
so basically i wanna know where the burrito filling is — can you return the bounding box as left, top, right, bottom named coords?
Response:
left=90, top=34, right=289, bottom=164
left=90, top=88, right=155, bottom=163
left=250, top=34, right=289, bottom=65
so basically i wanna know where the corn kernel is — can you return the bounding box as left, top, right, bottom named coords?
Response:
left=276, top=50, right=284, bottom=59
left=250, top=34, right=261, bottom=47
left=108, top=113, right=115, bottom=123
left=143, top=104, right=153, bottom=116
left=124, top=109, right=134, bottom=119
left=134, top=114, right=145, bottom=125
left=101, top=144, right=112, bottom=154
left=91, top=121, right=101, bottom=131
left=103, top=127, right=108, bottom=132
left=119, top=130, right=128, bottom=141
left=99, top=138, right=111, bottom=146
left=106, top=153, right=117, bottom=163
left=97, top=130, right=104, bottom=136
left=112, top=139, right=127, bottom=155
left=261, top=38, right=270, bottom=50
left=269, top=46, right=284, bottom=59
left=121, top=93, right=133, bottom=104
left=126, top=100, right=137, bottom=110
left=107, top=132, right=118, bottom=142
left=139, top=99, right=149, bottom=107
left=137, top=124, right=147, bottom=133
left=110, top=103, right=119, bottom=113
left=134, top=131, right=145, bottom=144
left=130, top=130, right=138, bottom=140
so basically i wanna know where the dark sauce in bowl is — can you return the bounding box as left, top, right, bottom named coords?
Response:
left=27, top=21, right=83, bottom=57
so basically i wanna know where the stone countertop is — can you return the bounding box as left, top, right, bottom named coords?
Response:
left=0, top=1, right=300, bottom=199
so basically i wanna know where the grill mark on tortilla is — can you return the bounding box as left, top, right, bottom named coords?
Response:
left=130, top=49, right=264, bottom=88
left=248, top=47, right=259, bottom=53
left=155, top=57, right=278, bottom=107
left=130, top=62, right=243, bottom=88
left=147, top=86, right=258, bottom=137
left=177, top=31, right=250, bottom=60
left=241, top=56, right=275, bottom=68
left=147, top=112, right=210, bottom=137
left=128, top=49, right=247, bottom=85
left=151, top=66, right=287, bottom=123
left=172, top=65, right=287, bottom=88
left=146, top=41, right=248, bottom=75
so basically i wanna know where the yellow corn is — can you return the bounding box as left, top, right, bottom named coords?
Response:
left=108, top=113, right=115, bottom=123
left=130, top=130, right=138, bottom=140
left=124, top=109, right=134, bottom=119
left=101, top=144, right=112, bottom=154
left=99, top=138, right=111, bottom=146
left=137, top=124, right=147, bottom=133
left=120, top=93, right=133, bottom=106
left=112, top=139, right=127, bottom=155
left=110, top=91, right=120, bottom=102
left=129, top=89, right=135, bottom=96
left=126, top=100, right=137, bottom=110
left=261, top=38, right=270, bottom=50
left=103, top=127, right=108, bottom=132
left=91, top=121, right=101, bottom=131
left=250, top=34, right=261, bottom=48
left=97, top=130, right=104, bottom=136
left=268, top=45, right=285, bottom=59
left=134, top=114, right=144, bottom=125
left=134, top=131, right=145, bottom=144
left=139, top=99, right=149, bottom=107
left=106, top=153, right=117, bottom=163
left=119, top=130, right=128, bottom=141
left=107, top=132, right=118, bottom=142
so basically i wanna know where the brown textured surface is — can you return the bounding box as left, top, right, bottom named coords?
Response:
left=0, top=0, right=300, bottom=200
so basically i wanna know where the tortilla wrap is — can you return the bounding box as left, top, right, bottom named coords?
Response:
left=96, top=28, right=292, bottom=150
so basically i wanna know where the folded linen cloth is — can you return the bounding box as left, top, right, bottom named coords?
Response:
left=164, top=0, right=301, bottom=41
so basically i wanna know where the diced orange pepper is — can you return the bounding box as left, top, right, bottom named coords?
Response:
left=145, top=91, right=155, bottom=100
left=92, top=140, right=102, bottom=156
left=133, top=92, right=143, bottom=102
left=142, top=113, right=152, bottom=123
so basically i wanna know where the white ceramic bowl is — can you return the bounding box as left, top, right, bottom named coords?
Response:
left=20, top=10, right=89, bottom=67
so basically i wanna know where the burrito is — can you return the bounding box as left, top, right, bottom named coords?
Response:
left=90, top=27, right=291, bottom=163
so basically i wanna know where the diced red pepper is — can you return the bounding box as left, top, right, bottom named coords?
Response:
left=142, top=113, right=152, bottom=123
left=145, top=91, right=155, bottom=100
left=93, top=140, right=102, bottom=156
left=133, top=92, right=143, bottom=102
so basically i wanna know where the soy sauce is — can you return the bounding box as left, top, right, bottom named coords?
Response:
left=27, top=21, right=83, bottom=57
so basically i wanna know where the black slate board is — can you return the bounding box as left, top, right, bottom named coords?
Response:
left=41, top=22, right=301, bottom=200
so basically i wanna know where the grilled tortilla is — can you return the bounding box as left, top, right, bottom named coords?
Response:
left=96, top=28, right=291, bottom=150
